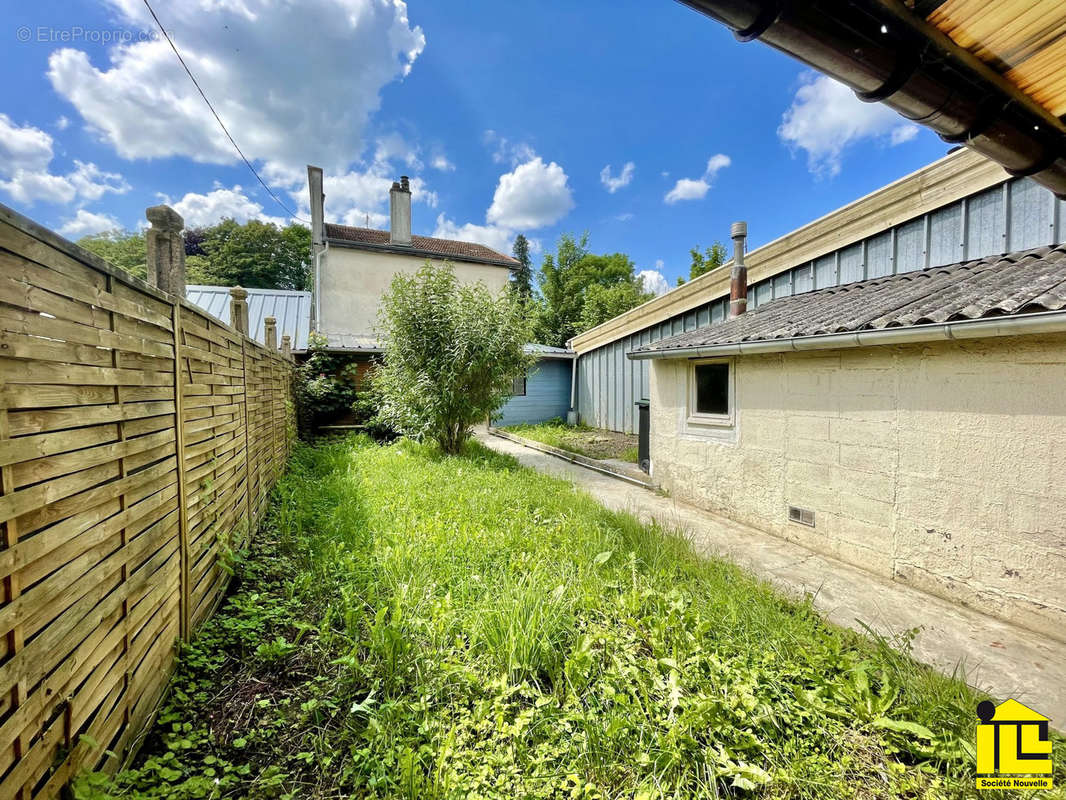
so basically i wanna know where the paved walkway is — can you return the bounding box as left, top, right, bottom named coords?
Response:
left=478, top=431, right=1066, bottom=727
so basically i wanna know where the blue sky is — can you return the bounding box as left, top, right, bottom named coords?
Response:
left=1, top=0, right=952, bottom=290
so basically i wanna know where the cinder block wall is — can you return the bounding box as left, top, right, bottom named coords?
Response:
left=648, top=333, right=1066, bottom=641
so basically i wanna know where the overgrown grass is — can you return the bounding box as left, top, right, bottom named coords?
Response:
left=502, top=418, right=639, bottom=463
left=75, top=436, right=1062, bottom=799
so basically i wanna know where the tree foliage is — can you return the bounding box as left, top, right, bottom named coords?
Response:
left=190, top=219, right=312, bottom=290
left=578, top=282, right=651, bottom=333
left=688, top=242, right=728, bottom=281
left=77, top=230, right=148, bottom=279
left=76, top=219, right=312, bottom=290
left=374, top=263, right=534, bottom=454
left=292, top=333, right=360, bottom=437
left=510, top=234, right=533, bottom=298
left=534, top=234, right=651, bottom=346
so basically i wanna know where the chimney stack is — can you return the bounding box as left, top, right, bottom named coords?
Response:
left=307, top=165, right=324, bottom=247
left=729, top=221, right=748, bottom=318
left=389, top=176, right=412, bottom=245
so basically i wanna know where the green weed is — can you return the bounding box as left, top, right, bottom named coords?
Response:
left=73, top=435, right=1063, bottom=799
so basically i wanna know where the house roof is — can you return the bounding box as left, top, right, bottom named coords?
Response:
left=524, top=343, right=576, bottom=359
left=324, top=223, right=518, bottom=268
left=321, top=332, right=383, bottom=353
left=632, top=244, right=1066, bottom=357
left=185, top=285, right=312, bottom=350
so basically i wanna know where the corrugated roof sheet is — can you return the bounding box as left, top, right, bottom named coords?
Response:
left=322, top=332, right=382, bottom=352
left=634, top=244, right=1066, bottom=354
left=324, top=223, right=518, bottom=267
left=185, top=285, right=312, bottom=350
left=524, top=343, right=576, bottom=358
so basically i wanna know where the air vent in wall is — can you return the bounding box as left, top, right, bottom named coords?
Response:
left=788, top=505, right=816, bottom=527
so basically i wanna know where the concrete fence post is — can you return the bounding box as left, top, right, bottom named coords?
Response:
left=281, top=334, right=292, bottom=359
left=229, top=286, right=249, bottom=335
left=264, top=317, right=277, bottom=350
left=146, top=205, right=186, bottom=298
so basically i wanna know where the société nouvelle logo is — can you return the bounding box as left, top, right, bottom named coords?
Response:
left=975, top=698, right=1054, bottom=791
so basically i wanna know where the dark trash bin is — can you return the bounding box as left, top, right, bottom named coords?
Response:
left=635, top=400, right=650, bottom=474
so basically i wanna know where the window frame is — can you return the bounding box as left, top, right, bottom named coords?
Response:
left=686, top=357, right=734, bottom=428
left=511, top=372, right=527, bottom=397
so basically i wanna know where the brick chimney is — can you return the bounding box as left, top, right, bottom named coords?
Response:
left=389, top=176, right=412, bottom=245
left=729, top=221, right=748, bottom=318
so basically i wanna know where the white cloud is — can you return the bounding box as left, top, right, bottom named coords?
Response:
left=663, top=153, right=731, bottom=204
left=46, top=0, right=425, bottom=179
left=600, top=161, right=634, bottom=193
left=483, top=130, right=536, bottom=167
left=55, top=115, right=70, bottom=130
left=430, top=154, right=455, bottom=171
left=487, top=157, right=574, bottom=229
left=638, top=269, right=669, bottom=296
left=778, top=73, right=919, bottom=176
left=374, top=133, right=422, bottom=170
left=169, top=184, right=288, bottom=228
left=432, top=214, right=514, bottom=255
left=292, top=167, right=436, bottom=230
left=60, top=209, right=122, bottom=238
left=0, top=114, right=129, bottom=206
left=0, top=114, right=54, bottom=173
left=615, top=212, right=634, bottom=222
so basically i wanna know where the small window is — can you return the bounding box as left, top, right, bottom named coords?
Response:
left=687, top=358, right=734, bottom=429
left=511, top=373, right=527, bottom=396
left=694, top=362, right=729, bottom=415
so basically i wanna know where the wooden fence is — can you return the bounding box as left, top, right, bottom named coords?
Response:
left=0, top=204, right=296, bottom=798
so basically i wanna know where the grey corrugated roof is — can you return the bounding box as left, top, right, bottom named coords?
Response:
left=634, top=245, right=1066, bottom=355
left=524, top=343, right=576, bottom=358
left=185, top=285, right=312, bottom=350
left=322, top=332, right=382, bottom=352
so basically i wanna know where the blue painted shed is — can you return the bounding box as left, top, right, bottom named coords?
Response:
left=494, top=344, right=575, bottom=426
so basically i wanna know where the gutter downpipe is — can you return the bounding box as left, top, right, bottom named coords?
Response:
left=313, top=239, right=328, bottom=334
left=567, top=353, right=579, bottom=425
left=627, top=310, right=1066, bottom=360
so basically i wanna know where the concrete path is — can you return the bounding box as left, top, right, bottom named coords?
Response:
left=478, top=431, right=1066, bottom=727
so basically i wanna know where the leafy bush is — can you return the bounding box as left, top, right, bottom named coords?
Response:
left=293, top=333, right=360, bottom=436
left=374, top=262, right=534, bottom=453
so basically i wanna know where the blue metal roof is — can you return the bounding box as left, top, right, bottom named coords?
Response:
left=185, top=285, right=312, bottom=350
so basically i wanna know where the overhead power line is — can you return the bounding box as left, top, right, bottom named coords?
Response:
left=141, top=0, right=308, bottom=223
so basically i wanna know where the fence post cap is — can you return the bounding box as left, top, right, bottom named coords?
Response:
left=145, top=204, right=184, bottom=231
left=229, top=285, right=248, bottom=300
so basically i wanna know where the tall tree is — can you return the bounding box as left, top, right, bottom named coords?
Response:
left=511, top=234, right=533, bottom=298
left=77, top=219, right=313, bottom=290
left=195, top=219, right=312, bottom=290
left=534, top=233, right=651, bottom=346
left=688, top=241, right=728, bottom=280
left=77, top=230, right=147, bottom=279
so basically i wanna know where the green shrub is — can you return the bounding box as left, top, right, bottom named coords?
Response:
left=293, top=333, right=360, bottom=436
left=374, top=262, right=534, bottom=453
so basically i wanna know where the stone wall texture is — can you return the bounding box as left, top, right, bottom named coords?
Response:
left=649, top=333, right=1066, bottom=641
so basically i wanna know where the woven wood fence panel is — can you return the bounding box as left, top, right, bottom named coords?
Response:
left=0, top=206, right=295, bottom=798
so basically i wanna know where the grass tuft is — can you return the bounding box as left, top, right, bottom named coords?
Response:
left=74, top=435, right=1063, bottom=799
